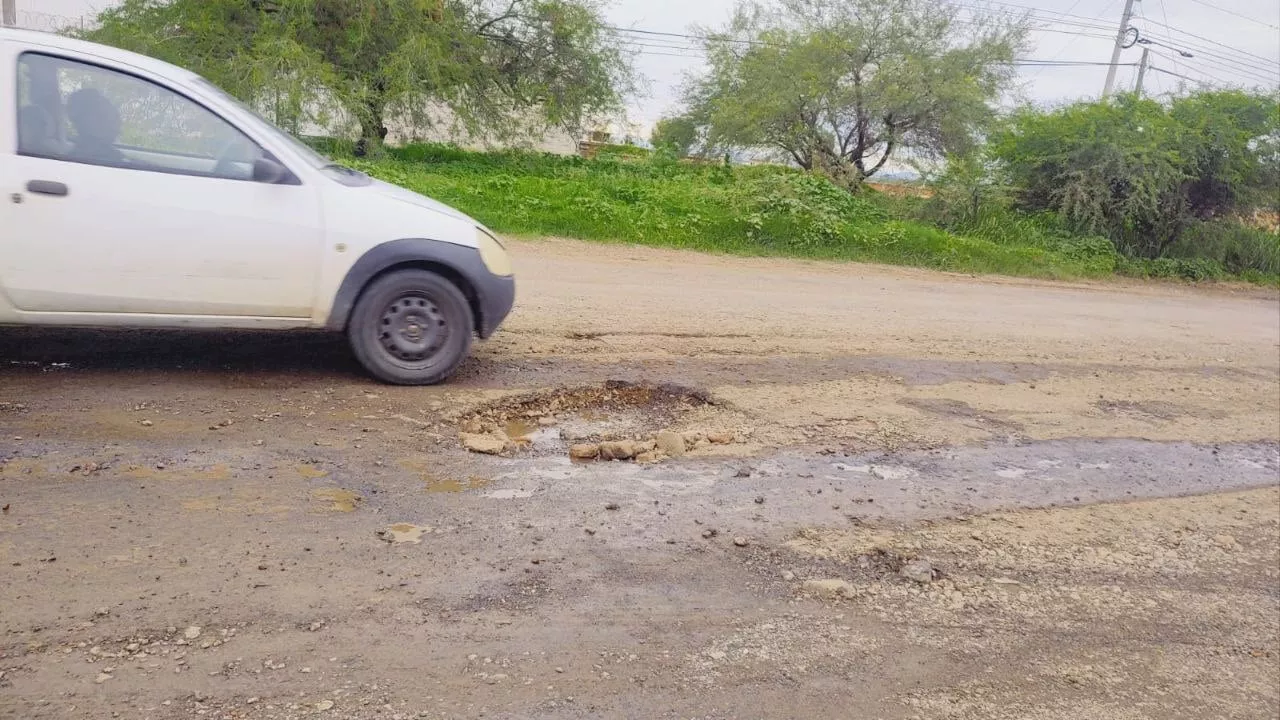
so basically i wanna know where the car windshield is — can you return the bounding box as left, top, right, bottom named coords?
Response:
left=194, top=79, right=365, bottom=181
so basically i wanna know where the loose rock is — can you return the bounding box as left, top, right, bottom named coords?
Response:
left=900, top=559, right=935, bottom=584
left=183, top=626, right=202, bottom=640
left=635, top=450, right=666, bottom=464
left=460, top=432, right=508, bottom=456
left=655, top=431, right=686, bottom=458
left=733, top=537, right=749, bottom=547
left=569, top=443, right=599, bottom=460
left=598, top=440, right=637, bottom=461
left=803, top=579, right=857, bottom=598
left=706, top=429, right=734, bottom=445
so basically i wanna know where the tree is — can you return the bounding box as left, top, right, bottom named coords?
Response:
left=992, top=91, right=1279, bottom=259
left=649, top=115, right=699, bottom=157
left=680, top=0, right=1026, bottom=189
left=82, top=0, right=633, bottom=154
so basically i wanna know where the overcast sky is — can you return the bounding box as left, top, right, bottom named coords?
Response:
left=25, top=0, right=1280, bottom=137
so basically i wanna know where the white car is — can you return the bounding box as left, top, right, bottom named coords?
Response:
left=0, top=28, right=514, bottom=385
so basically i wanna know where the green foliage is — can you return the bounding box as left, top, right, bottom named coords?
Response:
left=1165, top=220, right=1280, bottom=276
left=992, top=90, right=1280, bottom=267
left=922, top=151, right=1012, bottom=228
left=336, top=142, right=1128, bottom=280
left=650, top=115, right=700, bottom=157
left=682, top=0, right=1026, bottom=189
left=81, top=0, right=633, bottom=154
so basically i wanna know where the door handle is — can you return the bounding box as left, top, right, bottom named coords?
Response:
left=26, top=180, right=68, bottom=197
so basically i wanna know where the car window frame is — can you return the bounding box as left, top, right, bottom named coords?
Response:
left=14, top=50, right=300, bottom=185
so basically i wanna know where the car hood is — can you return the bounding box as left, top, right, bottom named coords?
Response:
left=369, top=179, right=476, bottom=226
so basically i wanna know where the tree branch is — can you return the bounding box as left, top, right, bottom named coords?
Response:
left=476, top=0, right=520, bottom=35
left=865, top=132, right=896, bottom=177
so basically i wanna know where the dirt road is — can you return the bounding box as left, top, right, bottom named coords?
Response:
left=2, top=238, right=1278, bottom=719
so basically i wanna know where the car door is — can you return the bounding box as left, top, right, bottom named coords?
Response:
left=1, top=49, right=323, bottom=319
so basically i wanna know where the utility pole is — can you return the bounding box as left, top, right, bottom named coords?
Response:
left=1134, top=47, right=1151, bottom=97
left=1102, top=0, right=1139, bottom=98
left=1, top=0, right=17, bottom=28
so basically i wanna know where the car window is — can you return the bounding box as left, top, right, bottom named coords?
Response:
left=16, top=52, right=270, bottom=182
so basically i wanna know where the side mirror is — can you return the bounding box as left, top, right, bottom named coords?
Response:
left=252, top=156, right=294, bottom=184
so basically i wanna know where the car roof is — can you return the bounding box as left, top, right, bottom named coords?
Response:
left=0, top=27, right=198, bottom=83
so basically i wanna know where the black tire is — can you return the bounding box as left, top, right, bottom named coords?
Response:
left=347, top=269, right=473, bottom=385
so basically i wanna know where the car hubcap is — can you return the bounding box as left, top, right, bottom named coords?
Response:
left=379, top=293, right=447, bottom=362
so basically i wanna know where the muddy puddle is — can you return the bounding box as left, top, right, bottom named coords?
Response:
left=425, top=475, right=493, bottom=494
left=311, top=488, right=363, bottom=512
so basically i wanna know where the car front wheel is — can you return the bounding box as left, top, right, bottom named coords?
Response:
left=347, top=269, right=473, bottom=385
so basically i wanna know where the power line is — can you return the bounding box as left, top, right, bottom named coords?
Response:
left=1150, top=0, right=1183, bottom=79
left=1147, top=48, right=1236, bottom=85
left=1185, top=0, right=1280, bottom=31
left=1028, top=0, right=1115, bottom=79
left=1149, top=65, right=1216, bottom=87
left=1136, top=29, right=1280, bottom=77
left=1135, top=30, right=1280, bottom=84
left=1152, top=23, right=1279, bottom=66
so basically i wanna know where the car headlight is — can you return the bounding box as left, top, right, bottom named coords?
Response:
left=476, top=228, right=513, bottom=277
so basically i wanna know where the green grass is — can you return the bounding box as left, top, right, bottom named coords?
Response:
left=335, top=143, right=1276, bottom=285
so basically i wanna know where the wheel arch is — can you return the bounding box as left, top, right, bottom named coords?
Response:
left=326, top=239, right=483, bottom=334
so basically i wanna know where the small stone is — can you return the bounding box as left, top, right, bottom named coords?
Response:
left=1212, top=534, right=1238, bottom=550
left=246, top=697, right=259, bottom=705
left=605, top=503, right=620, bottom=511
left=569, top=443, right=599, bottom=460
left=706, top=429, right=734, bottom=445
left=900, top=559, right=935, bottom=584
left=315, top=699, right=335, bottom=711
left=94, top=607, right=110, bottom=618
left=733, top=537, right=749, bottom=547
left=598, top=440, right=636, bottom=461
left=94, top=672, right=112, bottom=684
left=803, top=579, right=856, bottom=598
left=701, top=529, right=717, bottom=539
left=680, top=431, right=703, bottom=450
left=655, top=430, right=686, bottom=457
left=183, top=626, right=202, bottom=640
left=555, top=666, right=564, bottom=673
left=538, top=416, right=557, bottom=427
left=754, top=496, right=765, bottom=504
left=139, top=419, right=153, bottom=427
left=459, top=432, right=508, bottom=455
left=782, top=571, right=796, bottom=581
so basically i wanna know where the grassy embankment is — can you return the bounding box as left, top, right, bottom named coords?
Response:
left=340, top=143, right=1278, bottom=285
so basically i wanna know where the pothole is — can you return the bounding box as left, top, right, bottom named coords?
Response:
left=453, top=381, right=731, bottom=458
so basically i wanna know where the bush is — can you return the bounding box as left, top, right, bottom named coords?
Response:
left=1165, top=221, right=1280, bottom=275
left=1117, top=256, right=1227, bottom=282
